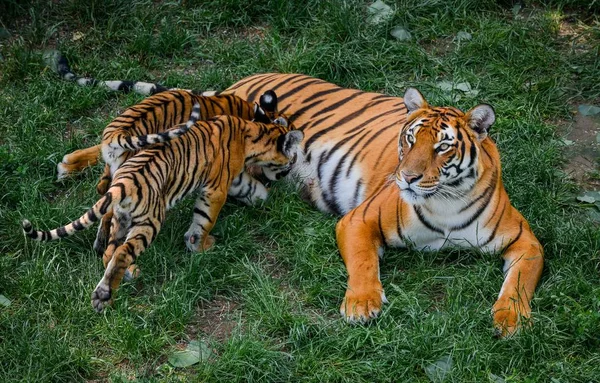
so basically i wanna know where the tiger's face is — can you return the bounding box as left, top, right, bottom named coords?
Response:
left=395, top=88, right=495, bottom=205
left=248, top=116, right=304, bottom=181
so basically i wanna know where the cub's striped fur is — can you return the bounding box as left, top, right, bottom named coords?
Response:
left=52, top=56, right=543, bottom=336
left=60, top=87, right=284, bottom=255
left=24, top=111, right=303, bottom=312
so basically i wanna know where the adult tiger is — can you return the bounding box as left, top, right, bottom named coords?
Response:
left=54, top=56, right=543, bottom=336
left=23, top=109, right=303, bottom=312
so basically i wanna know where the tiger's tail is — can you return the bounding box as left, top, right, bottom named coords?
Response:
left=109, top=103, right=201, bottom=151
left=22, top=185, right=125, bottom=242
left=54, top=52, right=219, bottom=97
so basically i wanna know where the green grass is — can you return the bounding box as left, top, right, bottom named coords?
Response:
left=1, top=0, right=600, bottom=381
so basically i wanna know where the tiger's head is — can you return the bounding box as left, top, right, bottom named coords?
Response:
left=395, top=88, right=496, bottom=205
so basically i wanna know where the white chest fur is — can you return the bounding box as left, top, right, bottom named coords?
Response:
left=387, top=197, right=503, bottom=253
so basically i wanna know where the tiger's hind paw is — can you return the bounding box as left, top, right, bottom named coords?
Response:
left=91, top=282, right=112, bottom=313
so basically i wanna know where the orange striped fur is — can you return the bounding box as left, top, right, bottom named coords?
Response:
left=25, top=113, right=303, bottom=312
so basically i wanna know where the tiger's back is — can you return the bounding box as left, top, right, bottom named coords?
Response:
left=222, top=73, right=407, bottom=214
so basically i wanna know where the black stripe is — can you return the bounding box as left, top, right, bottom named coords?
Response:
left=57, top=227, right=68, bottom=238
left=73, top=219, right=85, bottom=231
left=378, top=207, right=389, bottom=247
left=118, top=81, right=134, bottom=92
left=414, top=206, right=444, bottom=235
left=502, top=221, right=524, bottom=252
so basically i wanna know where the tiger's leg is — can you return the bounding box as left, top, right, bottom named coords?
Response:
left=100, top=213, right=139, bottom=282
left=97, top=151, right=134, bottom=195
left=93, top=210, right=114, bottom=255
left=56, top=144, right=102, bottom=180
left=335, top=185, right=398, bottom=323
left=91, top=217, right=161, bottom=312
left=227, top=171, right=268, bottom=205
left=184, top=189, right=227, bottom=252
left=492, top=229, right=544, bottom=337
left=96, top=164, right=112, bottom=195
left=336, top=216, right=386, bottom=323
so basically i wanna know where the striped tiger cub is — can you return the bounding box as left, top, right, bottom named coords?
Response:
left=58, top=89, right=283, bottom=195
left=22, top=108, right=303, bottom=312
left=61, top=88, right=285, bottom=255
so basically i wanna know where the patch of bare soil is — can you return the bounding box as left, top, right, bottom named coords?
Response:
left=562, top=112, right=600, bottom=190
left=187, top=296, right=241, bottom=342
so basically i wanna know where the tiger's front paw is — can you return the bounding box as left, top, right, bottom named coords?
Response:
left=492, top=299, right=531, bottom=338
left=340, top=285, right=387, bottom=323
left=184, top=231, right=215, bottom=252
left=91, top=282, right=112, bottom=313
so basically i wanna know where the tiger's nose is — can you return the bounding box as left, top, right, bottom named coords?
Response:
left=401, top=171, right=422, bottom=184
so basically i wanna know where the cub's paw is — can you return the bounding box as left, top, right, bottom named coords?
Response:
left=340, top=288, right=388, bottom=324
left=184, top=231, right=215, bottom=252
left=91, top=282, right=112, bottom=313
left=492, top=300, right=531, bottom=338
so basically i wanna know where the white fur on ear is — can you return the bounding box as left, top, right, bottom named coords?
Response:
left=274, top=116, right=288, bottom=127
left=467, top=104, right=495, bottom=140
left=404, top=88, right=427, bottom=113
left=283, top=130, right=304, bottom=155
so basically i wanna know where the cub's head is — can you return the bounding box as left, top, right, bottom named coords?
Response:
left=247, top=90, right=304, bottom=181
left=247, top=114, right=304, bottom=181
left=395, top=88, right=496, bottom=205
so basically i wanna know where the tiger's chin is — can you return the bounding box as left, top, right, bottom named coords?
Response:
left=399, top=188, right=432, bottom=205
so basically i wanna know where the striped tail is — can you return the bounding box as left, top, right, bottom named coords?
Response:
left=113, top=103, right=202, bottom=151
left=22, top=188, right=122, bottom=242
left=53, top=52, right=219, bottom=97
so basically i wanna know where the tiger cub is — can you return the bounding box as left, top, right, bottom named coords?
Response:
left=64, top=89, right=285, bottom=255
left=22, top=108, right=303, bottom=312
left=58, top=89, right=284, bottom=195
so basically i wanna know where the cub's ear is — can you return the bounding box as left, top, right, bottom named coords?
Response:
left=259, top=90, right=278, bottom=113
left=278, top=130, right=304, bottom=156
left=465, top=104, right=495, bottom=140
left=273, top=116, right=288, bottom=128
left=253, top=103, right=271, bottom=123
left=404, top=88, right=428, bottom=114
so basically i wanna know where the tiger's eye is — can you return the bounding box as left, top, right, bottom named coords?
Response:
left=406, top=135, right=415, bottom=145
left=438, top=143, right=449, bottom=151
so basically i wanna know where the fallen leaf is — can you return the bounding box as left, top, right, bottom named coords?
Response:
left=168, top=340, right=212, bottom=368
left=71, top=32, right=85, bottom=42
left=425, top=355, right=453, bottom=382
left=512, top=3, right=522, bottom=16
left=367, top=0, right=393, bottom=24
left=0, top=28, right=11, bottom=40
left=456, top=31, right=472, bottom=41
left=489, top=373, right=506, bottom=383
left=43, top=50, right=62, bottom=73
left=577, top=191, right=600, bottom=204
left=455, top=82, right=472, bottom=92
left=437, top=81, right=454, bottom=91
left=0, top=295, right=11, bottom=307
left=578, top=104, right=600, bottom=116
left=391, top=26, right=412, bottom=41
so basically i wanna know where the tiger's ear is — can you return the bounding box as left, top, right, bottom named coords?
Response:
left=259, top=90, right=278, bottom=113
left=278, top=130, right=304, bottom=156
left=253, top=103, right=271, bottom=123
left=466, top=104, right=495, bottom=141
left=273, top=116, right=288, bottom=128
left=404, top=88, right=428, bottom=114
